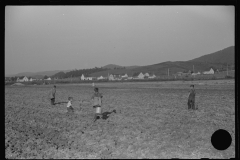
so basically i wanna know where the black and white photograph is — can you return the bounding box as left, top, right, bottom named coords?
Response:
left=5, top=6, right=235, bottom=158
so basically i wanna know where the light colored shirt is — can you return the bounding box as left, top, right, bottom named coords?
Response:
left=67, top=101, right=72, bottom=108
left=50, top=88, right=56, bottom=98
left=91, top=92, right=103, bottom=106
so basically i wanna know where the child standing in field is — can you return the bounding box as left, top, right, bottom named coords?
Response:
left=188, top=85, right=196, bottom=110
left=50, top=85, right=56, bottom=105
left=67, top=97, right=74, bottom=113
left=91, top=87, right=103, bottom=122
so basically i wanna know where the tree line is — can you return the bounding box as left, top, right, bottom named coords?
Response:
left=51, top=67, right=109, bottom=79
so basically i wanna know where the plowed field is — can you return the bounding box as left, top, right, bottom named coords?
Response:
left=5, top=79, right=235, bottom=158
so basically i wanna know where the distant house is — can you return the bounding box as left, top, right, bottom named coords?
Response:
left=137, top=72, right=144, bottom=79
left=109, top=74, right=115, bottom=81
left=128, top=77, right=133, bottom=80
left=23, top=76, right=29, bottom=81
left=203, top=68, right=214, bottom=75
left=81, top=74, right=85, bottom=80
left=177, top=71, right=191, bottom=77
left=85, top=77, right=93, bottom=80
left=97, top=76, right=104, bottom=80
left=16, top=77, right=21, bottom=82
left=45, top=77, right=51, bottom=80
left=114, top=74, right=122, bottom=80
left=148, top=74, right=156, bottom=79
left=121, top=73, right=128, bottom=78
left=17, top=76, right=28, bottom=82
left=108, top=74, right=122, bottom=80
left=29, top=78, right=33, bottom=81
left=144, top=73, right=150, bottom=77
left=133, top=72, right=143, bottom=79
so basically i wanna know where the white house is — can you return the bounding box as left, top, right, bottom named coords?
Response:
left=203, top=68, right=214, bottom=75
left=17, top=76, right=28, bottom=82
left=144, top=73, right=149, bottom=77
left=128, top=77, right=133, bottom=80
left=148, top=74, right=156, bottom=79
left=45, top=77, right=51, bottom=80
left=85, top=77, right=93, bottom=80
left=109, top=74, right=115, bottom=81
left=23, top=76, right=28, bottom=81
left=191, top=73, right=198, bottom=76
left=137, top=72, right=144, bottom=79
left=29, top=78, right=33, bottom=81
left=121, top=74, right=128, bottom=78
left=97, top=76, right=104, bottom=80
left=114, top=75, right=122, bottom=80
left=81, top=74, right=85, bottom=80
left=16, top=77, right=21, bottom=82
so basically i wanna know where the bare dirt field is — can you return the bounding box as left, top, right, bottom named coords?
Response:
left=5, top=79, right=235, bottom=158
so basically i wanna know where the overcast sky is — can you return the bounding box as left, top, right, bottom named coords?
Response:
left=5, top=6, right=234, bottom=75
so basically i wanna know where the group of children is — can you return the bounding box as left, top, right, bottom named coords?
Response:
left=50, top=84, right=197, bottom=122
left=50, top=85, right=104, bottom=121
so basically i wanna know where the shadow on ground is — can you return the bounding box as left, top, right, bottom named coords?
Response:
left=54, top=102, right=68, bottom=105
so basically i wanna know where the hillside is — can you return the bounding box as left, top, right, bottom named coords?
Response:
left=102, top=64, right=140, bottom=70
left=189, top=46, right=234, bottom=64
left=125, top=65, right=140, bottom=69
left=31, top=75, right=45, bottom=79
left=90, top=46, right=234, bottom=77
left=102, top=64, right=123, bottom=69
left=90, top=61, right=225, bottom=77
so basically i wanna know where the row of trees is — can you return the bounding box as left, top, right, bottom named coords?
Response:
left=51, top=67, right=109, bottom=79
left=113, top=67, right=126, bottom=70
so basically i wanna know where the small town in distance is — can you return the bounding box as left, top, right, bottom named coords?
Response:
left=5, top=66, right=235, bottom=86
left=6, top=67, right=234, bottom=83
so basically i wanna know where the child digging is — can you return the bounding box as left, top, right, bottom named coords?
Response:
left=91, top=87, right=103, bottom=122
left=67, top=97, right=74, bottom=113
left=188, top=85, right=196, bottom=110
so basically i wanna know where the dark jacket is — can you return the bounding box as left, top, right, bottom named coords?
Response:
left=188, top=89, right=195, bottom=101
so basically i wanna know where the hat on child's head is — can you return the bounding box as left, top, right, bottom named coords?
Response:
left=190, top=85, right=194, bottom=87
left=68, top=97, right=73, bottom=100
left=54, top=85, right=56, bottom=88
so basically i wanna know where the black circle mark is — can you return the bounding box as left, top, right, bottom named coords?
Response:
left=211, top=129, right=232, bottom=150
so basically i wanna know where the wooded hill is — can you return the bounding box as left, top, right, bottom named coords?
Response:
left=52, top=46, right=234, bottom=78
